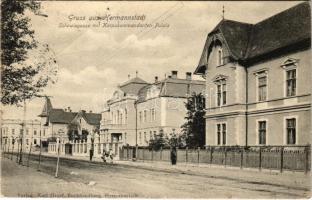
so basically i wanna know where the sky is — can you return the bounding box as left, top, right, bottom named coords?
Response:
left=2, top=1, right=303, bottom=120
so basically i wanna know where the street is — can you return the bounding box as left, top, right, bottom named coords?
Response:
left=1, top=153, right=311, bottom=198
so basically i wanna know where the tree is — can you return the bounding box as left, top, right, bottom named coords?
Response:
left=148, top=129, right=169, bottom=151
left=181, top=93, right=206, bottom=148
left=1, top=0, right=57, bottom=105
left=67, top=123, right=78, bottom=141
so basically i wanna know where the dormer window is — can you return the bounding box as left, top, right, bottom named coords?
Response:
left=218, top=48, right=223, bottom=66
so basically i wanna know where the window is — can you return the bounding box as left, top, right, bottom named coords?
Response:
left=217, top=124, right=221, bottom=145
left=139, top=132, right=142, bottom=144
left=286, top=69, right=296, bottom=96
left=150, top=108, right=156, bottom=121
left=217, top=123, right=226, bottom=145
left=187, top=84, right=191, bottom=95
left=144, top=110, right=147, bottom=122
left=144, top=132, right=147, bottom=142
left=125, top=109, right=128, bottom=124
left=117, top=110, right=120, bottom=124
left=124, top=132, right=127, bottom=143
left=43, top=129, right=45, bottom=136
left=34, top=139, right=37, bottom=145
left=26, top=139, right=29, bottom=145
left=218, top=49, right=223, bottom=66
left=12, top=129, right=15, bottom=135
left=286, top=118, right=296, bottom=144
left=139, top=111, right=142, bottom=123
left=258, top=121, right=266, bottom=145
left=20, top=129, right=23, bottom=135
left=258, top=76, right=267, bottom=101
left=216, top=80, right=226, bottom=106
left=34, top=130, right=37, bottom=136
left=149, top=131, right=152, bottom=140
left=222, top=83, right=226, bottom=105
left=26, top=129, right=29, bottom=135
left=222, top=124, right=226, bottom=145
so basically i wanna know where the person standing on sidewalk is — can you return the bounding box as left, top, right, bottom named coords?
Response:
left=170, top=147, right=177, bottom=165
left=89, top=144, right=94, bottom=161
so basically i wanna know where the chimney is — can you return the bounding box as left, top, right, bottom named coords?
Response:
left=154, top=76, right=158, bottom=83
left=68, top=107, right=71, bottom=112
left=82, top=110, right=86, bottom=113
left=186, top=72, right=192, bottom=80
left=89, top=110, right=92, bottom=113
left=171, top=71, right=178, bottom=79
left=168, top=75, right=172, bottom=78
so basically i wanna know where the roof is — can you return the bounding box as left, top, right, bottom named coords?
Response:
left=245, top=2, right=311, bottom=59
left=120, top=77, right=148, bottom=87
left=137, top=78, right=205, bottom=102
left=48, top=109, right=77, bottom=124
left=82, top=112, right=101, bottom=125
left=119, top=76, right=149, bottom=95
left=195, top=2, right=311, bottom=74
left=38, top=97, right=53, bottom=117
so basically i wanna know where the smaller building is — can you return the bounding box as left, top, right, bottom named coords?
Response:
left=1, top=119, right=41, bottom=152
left=39, top=97, right=101, bottom=142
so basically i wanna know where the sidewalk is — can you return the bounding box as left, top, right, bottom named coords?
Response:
left=20, top=151, right=311, bottom=192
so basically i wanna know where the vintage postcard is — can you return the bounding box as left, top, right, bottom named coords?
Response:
left=1, top=0, right=311, bottom=198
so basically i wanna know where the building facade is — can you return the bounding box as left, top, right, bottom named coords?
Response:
left=1, top=119, right=41, bottom=152
left=194, top=2, right=311, bottom=146
left=39, top=97, right=101, bottom=142
left=100, top=71, right=205, bottom=147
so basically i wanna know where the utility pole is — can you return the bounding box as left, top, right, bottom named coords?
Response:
left=38, top=129, right=42, bottom=171
left=55, top=137, right=60, bottom=178
left=19, top=100, right=26, bottom=165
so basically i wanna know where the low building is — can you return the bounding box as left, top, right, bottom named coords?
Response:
left=100, top=71, right=205, bottom=147
left=39, top=97, right=101, bottom=142
left=194, top=2, right=311, bottom=146
left=1, top=119, right=41, bottom=152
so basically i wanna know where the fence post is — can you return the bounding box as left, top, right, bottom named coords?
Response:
left=305, top=145, right=310, bottom=174
left=210, top=147, right=213, bottom=164
left=186, top=147, right=188, bottom=163
left=240, top=147, right=243, bottom=169
left=259, top=147, right=262, bottom=171
left=224, top=147, right=227, bottom=168
left=280, top=147, right=284, bottom=173
left=198, top=147, right=200, bottom=165
left=160, top=147, right=163, bottom=161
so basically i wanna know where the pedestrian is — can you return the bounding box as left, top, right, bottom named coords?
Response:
left=108, top=148, right=114, bottom=163
left=89, top=146, right=94, bottom=161
left=101, top=149, right=107, bottom=163
left=170, top=147, right=177, bottom=165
